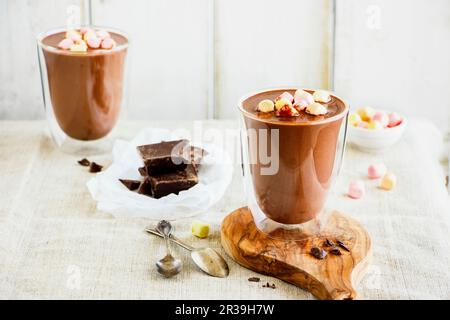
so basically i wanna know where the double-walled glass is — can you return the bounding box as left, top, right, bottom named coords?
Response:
left=37, top=26, right=129, bottom=154
left=239, top=88, right=349, bottom=240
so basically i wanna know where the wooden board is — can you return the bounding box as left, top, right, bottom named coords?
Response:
left=221, top=207, right=372, bottom=300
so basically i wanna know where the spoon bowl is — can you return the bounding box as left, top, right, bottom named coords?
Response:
left=155, top=220, right=182, bottom=278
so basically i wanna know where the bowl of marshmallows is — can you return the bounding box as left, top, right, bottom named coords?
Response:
left=347, top=107, right=406, bottom=152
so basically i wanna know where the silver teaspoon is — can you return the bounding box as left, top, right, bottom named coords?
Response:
left=146, top=226, right=229, bottom=278
left=155, top=220, right=182, bottom=277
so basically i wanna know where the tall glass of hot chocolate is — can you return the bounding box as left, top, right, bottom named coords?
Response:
left=239, top=88, right=349, bottom=240
left=37, top=26, right=129, bottom=154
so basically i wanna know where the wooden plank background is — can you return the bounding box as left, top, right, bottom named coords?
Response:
left=0, top=0, right=449, bottom=131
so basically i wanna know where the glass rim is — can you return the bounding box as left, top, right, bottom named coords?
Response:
left=238, top=86, right=349, bottom=126
left=36, top=25, right=129, bottom=54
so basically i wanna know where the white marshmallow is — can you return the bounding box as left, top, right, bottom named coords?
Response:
left=257, top=99, right=275, bottom=113
left=305, top=102, right=327, bottom=116
left=313, top=90, right=331, bottom=103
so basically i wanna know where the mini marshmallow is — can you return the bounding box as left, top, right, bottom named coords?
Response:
left=58, top=38, right=74, bottom=50
left=313, top=90, right=331, bottom=103
left=356, top=107, right=376, bottom=121
left=306, top=102, right=327, bottom=116
left=101, top=37, right=116, bottom=49
left=83, top=30, right=97, bottom=41
left=257, top=99, right=275, bottom=113
left=293, top=98, right=309, bottom=111
left=80, top=27, right=91, bottom=34
left=368, top=163, right=387, bottom=179
left=348, top=180, right=365, bottom=199
left=276, top=91, right=294, bottom=103
left=96, top=30, right=111, bottom=40
left=276, top=105, right=299, bottom=117
left=358, top=121, right=369, bottom=128
left=367, top=120, right=383, bottom=130
left=70, top=42, right=87, bottom=52
left=348, top=113, right=362, bottom=127
left=65, top=30, right=82, bottom=42
left=380, top=172, right=396, bottom=190
left=388, top=112, right=402, bottom=127
left=275, top=98, right=292, bottom=111
left=294, top=89, right=314, bottom=104
left=373, top=111, right=389, bottom=127
left=87, top=37, right=101, bottom=49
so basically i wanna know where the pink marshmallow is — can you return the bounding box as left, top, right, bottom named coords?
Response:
left=293, top=98, right=309, bottom=111
left=388, top=112, right=402, bottom=128
left=100, top=37, right=116, bottom=49
left=358, top=121, right=369, bottom=128
left=368, top=163, right=387, bottom=179
left=69, top=33, right=82, bottom=42
left=57, top=38, right=74, bottom=50
left=80, top=27, right=91, bottom=35
left=87, top=37, right=102, bottom=49
left=277, top=92, right=294, bottom=103
left=294, top=90, right=314, bottom=106
left=96, top=30, right=111, bottom=40
left=373, top=111, right=389, bottom=128
left=348, top=180, right=365, bottom=199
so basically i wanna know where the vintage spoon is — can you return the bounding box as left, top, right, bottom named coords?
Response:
left=146, top=225, right=229, bottom=278
left=155, top=220, right=182, bottom=277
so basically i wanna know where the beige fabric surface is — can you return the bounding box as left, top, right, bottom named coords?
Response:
left=0, top=120, right=449, bottom=299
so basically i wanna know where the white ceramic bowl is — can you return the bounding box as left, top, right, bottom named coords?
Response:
left=348, top=114, right=407, bottom=152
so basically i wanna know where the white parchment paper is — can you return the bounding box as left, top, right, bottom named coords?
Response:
left=87, top=128, right=233, bottom=219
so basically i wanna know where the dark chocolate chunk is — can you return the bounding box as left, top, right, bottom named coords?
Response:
left=119, top=179, right=141, bottom=191
left=89, top=162, right=103, bottom=173
left=137, top=140, right=189, bottom=174
left=78, top=158, right=90, bottom=166
left=337, top=240, right=350, bottom=252
left=310, top=246, right=327, bottom=259
left=138, top=166, right=147, bottom=176
left=324, top=239, right=335, bottom=247
left=446, top=175, right=449, bottom=187
left=248, top=277, right=260, bottom=282
left=329, top=247, right=342, bottom=255
left=271, top=283, right=276, bottom=289
left=137, top=178, right=153, bottom=197
left=149, top=165, right=198, bottom=199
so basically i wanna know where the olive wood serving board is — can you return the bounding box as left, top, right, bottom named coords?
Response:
left=221, top=207, right=371, bottom=300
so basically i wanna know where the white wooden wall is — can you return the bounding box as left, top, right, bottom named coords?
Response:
left=1, top=0, right=449, bottom=131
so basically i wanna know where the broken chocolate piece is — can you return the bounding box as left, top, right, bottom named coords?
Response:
left=137, top=140, right=189, bottom=174
left=310, top=247, right=327, bottom=259
left=149, top=165, right=198, bottom=199
left=337, top=240, right=350, bottom=252
left=446, top=175, right=449, bottom=187
left=324, top=239, right=335, bottom=247
left=89, top=162, right=103, bottom=173
left=137, top=178, right=153, bottom=197
left=78, top=158, right=90, bottom=166
left=248, top=277, right=260, bottom=282
left=329, top=247, right=342, bottom=255
left=119, top=179, right=141, bottom=191
left=138, top=166, right=147, bottom=177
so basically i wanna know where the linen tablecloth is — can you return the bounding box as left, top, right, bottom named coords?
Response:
left=0, top=119, right=449, bottom=299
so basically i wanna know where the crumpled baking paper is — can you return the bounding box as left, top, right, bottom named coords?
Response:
left=87, top=128, right=233, bottom=220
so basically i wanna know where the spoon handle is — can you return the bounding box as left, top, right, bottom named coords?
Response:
left=146, top=228, right=194, bottom=251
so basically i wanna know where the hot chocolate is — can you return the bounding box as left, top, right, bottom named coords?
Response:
left=41, top=30, right=128, bottom=141
left=241, top=89, right=348, bottom=224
